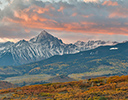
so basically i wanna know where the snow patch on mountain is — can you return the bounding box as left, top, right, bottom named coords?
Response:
left=110, top=47, right=118, bottom=50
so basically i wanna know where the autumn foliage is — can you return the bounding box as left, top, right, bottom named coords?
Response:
left=1, top=75, right=128, bottom=99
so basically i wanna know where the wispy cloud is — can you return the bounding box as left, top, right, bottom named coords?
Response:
left=102, top=0, right=118, bottom=6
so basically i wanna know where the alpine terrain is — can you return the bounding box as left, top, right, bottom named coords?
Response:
left=0, top=30, right=117, bottom=66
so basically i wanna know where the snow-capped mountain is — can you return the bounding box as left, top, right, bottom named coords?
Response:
left=0, top=42, right=14, bottom=58
left=0, top=41, right=14, bottom=52
left=74, top=40, right=118, bottom=51
left=0, top=30, right=118, bottom=66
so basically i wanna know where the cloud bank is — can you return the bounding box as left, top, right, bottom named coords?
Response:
left=0, top=0, right=128, bottom=43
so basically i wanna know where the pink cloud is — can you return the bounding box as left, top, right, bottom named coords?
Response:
left=102, top=0, right=118, bottom=6
left=109, top=8, right=128, bottom=18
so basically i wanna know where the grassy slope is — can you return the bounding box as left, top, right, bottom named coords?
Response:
left=1, top=75, right=128, bottom=99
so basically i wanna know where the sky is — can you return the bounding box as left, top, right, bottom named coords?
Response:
left=0, top=0, right=128, bottom=43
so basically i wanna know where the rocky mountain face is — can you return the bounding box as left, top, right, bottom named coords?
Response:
left=0, top=30, right=117, bottom=66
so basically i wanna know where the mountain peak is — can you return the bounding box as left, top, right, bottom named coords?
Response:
left=18, top=39, right=27, bottom=43
left=39, top=30, right=50, bottom=37
left=30, top=30, right=55, bottom=43
left=14, top=39, right=28, bottom=47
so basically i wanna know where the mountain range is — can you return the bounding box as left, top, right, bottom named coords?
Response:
left=0, top=33, right=128, bottom=86
left=0, top=30, right=117, bottom=66
left=1, top=40, right=128, bottom=81
left=16, top=41, right=128, bottom=77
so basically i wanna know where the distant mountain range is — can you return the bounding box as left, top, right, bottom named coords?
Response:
left=0, top=30, right=117, bottom=66
left=1, top=40, right=128, bottom=80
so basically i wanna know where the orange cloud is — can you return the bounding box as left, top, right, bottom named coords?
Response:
left=14, top=11, right=29, bottom=21
left=33, top=5, right=50, bottom=14
left=72, top=13, right=77, bottom=17
left=102, top=0, right=118, bottom=6
left=1, top=1, right=128, bottom=39
left=14, top=6, right=51, bottom=22
left=58, top=6, right=64, bottom=12
left=4, top=15, right=128, bottom=36
left=109, top=8, right=128, bottom=18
